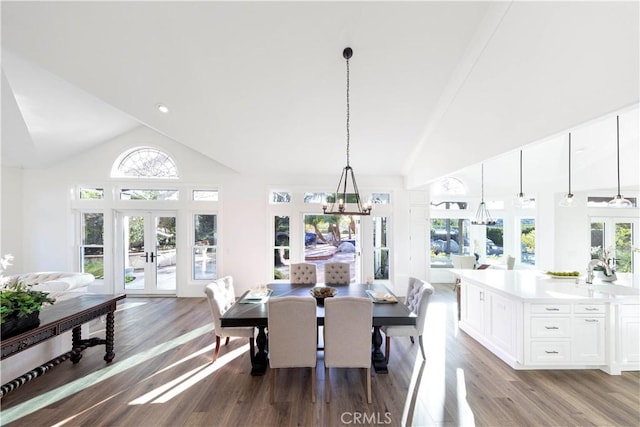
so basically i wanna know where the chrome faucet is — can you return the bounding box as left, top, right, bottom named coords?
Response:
left=586, top=259, right=613, bottom=284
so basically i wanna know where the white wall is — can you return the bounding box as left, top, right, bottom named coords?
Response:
left=1, top=126, right=416, bottom=298
left=1, top=166, right=24, bottom=271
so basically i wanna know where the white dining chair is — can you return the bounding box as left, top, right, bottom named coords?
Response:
left=451, top=254, right=476, bottom=269
left=324, top=296, right=373, bottom=403
left=383, top=281, right=434, bottom=363
left=290, top=263, right=317, bottom=285
left=267, top=296, right=317, bottom=403
left=324, top=262, right=350, bottom=285
left=204, top=278, right=255, bottom=362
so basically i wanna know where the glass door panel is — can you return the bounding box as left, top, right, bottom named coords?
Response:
left=121, top=212, right=176, bottom=295
left=303, top=214, right=360, bottom=284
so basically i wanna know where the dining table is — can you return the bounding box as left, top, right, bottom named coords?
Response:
left=220, top=282, right=416, bottom=376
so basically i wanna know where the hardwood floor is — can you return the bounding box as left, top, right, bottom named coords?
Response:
left=1, top=284, right=638, bottom=426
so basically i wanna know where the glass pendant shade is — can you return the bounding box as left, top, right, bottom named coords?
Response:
left=608, top=116, right=632, bottom=208
left=323, top=47, right=372, bottom=216
left=472, top=164, right=496, bottom=225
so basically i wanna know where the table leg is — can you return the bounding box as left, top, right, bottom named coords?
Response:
left=70, top=326, right=83, bottom=363
left=371, top=326, right=388, bottom=374
left=251, top=326, right=268, bottom=376
left=104, top=311, right=116, bottom=363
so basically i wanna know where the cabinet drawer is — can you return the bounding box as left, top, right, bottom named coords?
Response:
left=531, top=317, right=571, bottom=337
left=574, top=304, right=605, bottom=315
left=531, top=341, right=571, bottom=363
left=530, top=304, right=571, bottom=314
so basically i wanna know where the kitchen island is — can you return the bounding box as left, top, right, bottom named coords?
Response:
left=452, top=269, right=639, bottom=375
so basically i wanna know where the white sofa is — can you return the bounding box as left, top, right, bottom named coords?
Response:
left=5, top=271, right=94, bottom=301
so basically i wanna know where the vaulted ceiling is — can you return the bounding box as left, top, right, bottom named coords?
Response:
left=2, top=1, right=638, bottom=195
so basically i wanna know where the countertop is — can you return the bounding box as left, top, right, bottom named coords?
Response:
left=451, top=269, right=640, bottom=303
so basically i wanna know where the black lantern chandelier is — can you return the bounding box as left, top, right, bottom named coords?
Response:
left=471, top=163, right=496, bottom=225
left=323, top=47, right=372, bottom=216
left=608, top=115, right=632, bottom=207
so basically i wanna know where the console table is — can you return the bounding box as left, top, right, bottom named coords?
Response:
left=1, top=294, right=126, bottom=398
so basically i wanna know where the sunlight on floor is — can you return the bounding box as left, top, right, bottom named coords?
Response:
left=402, top=298, right=476, bottom=426
left=1, top=323, right=214, bottom=425
left=130, top=343, right=249, bottom=405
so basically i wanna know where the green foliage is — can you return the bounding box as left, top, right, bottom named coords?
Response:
left=1, top=281, right=56, bottom=323
left=487, top=227, right=503, bottom=246
left=521, top=228, right=536, bottom=254
left=84, top=260, right=105, bottom=279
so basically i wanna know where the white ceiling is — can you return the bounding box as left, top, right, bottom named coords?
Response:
left=1, top=1, right=638, bottom=195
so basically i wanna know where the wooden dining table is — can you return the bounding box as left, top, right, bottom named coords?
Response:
left=220, top=283, right=416, bottom=376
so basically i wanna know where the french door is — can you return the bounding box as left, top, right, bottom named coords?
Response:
left=117, top=211, right=177, bottom=295
left=302, top=214, right=361, bottom=284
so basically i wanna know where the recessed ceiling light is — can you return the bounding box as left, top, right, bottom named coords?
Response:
left=157, top=103, right=169, bottom=114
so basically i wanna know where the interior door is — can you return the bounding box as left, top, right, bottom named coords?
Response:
left=119, top=211, right=177, bottom=295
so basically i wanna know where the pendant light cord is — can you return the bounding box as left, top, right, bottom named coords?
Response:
left=519, top=150, right=523, bottom=194
left=616, top=116, right=621, bottom=196
left=345, top=55, right=350, bottom=167
left=481, top=163, right=485, bottom=202
left=568, top=133, right=572, bottom=195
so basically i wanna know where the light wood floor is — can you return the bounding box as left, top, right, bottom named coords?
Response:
left=1, top=284, right=639, bottom=427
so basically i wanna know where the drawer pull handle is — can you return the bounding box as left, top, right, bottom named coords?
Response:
left=545, top=308, right=560, bottom=311
left=585, top=308, right=599, bottom=311
left=545, top=350, right=559, bottom=354
left=545, top=326, right=559, bottom=330
left=585, top=319, right=599, bottom=323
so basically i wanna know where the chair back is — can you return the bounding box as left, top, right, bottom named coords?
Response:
left=451, top=254, right=476, bottom=269
left=267, top=296, right=317, bottom=368
left=204, top=278, right=235, bottom=332
left=405, top=277, right=425, bottom=314
left=324, top=297, right=372, bottom=368
left=414, top=282, right=435, bottom=335
left=324, top=262, right=350, bottom=285
left=219, top=275, right=236, bottom=300
left=506, top=255, right=515, bottom=270
left=290, top=263, right=317, bottom=285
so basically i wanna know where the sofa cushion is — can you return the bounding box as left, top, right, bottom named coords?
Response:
left=9, top=272, right=94, bottom=292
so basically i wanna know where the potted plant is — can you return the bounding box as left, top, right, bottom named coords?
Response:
left=0, top=255, right=56, bottom=338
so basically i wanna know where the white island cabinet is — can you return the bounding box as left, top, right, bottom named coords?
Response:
left=455, top=269, right=640, bottom=375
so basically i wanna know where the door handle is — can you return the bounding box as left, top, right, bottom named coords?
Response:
left=150, top=252, right=155, bottom=263
left=145, top=252, right=149, bottom=262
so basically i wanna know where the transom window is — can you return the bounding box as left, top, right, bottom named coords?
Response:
left=112, top=147, right=178, bottom=179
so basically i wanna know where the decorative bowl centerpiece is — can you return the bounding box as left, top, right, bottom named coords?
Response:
left=310, top=286, right=337, bottom=306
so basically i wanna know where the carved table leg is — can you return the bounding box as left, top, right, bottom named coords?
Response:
left=251, top=326, right=268, bottom=376
left=371, top=326, right=388, bottom=374
left=70, top=326, right=83, bottom=363
left=104, top=311, right=115, bottom=362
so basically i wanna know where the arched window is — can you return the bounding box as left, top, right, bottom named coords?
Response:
left=430, top=177, right=466, bottom=195
left=112, top=147, right=178, bottom=179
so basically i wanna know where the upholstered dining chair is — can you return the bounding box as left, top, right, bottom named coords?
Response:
left=324, top=296, right=373, bottom=403
left=383, top=281, right=434, bottom=363
left=267, top=296, right=317, bottom=403
left=451, top=254, right=476, bottom=270
left=290, top=263, right=317, bottom=285
left=324, top=262, right=350, bottom=285
left=204, top=278, right=255, bottom=362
